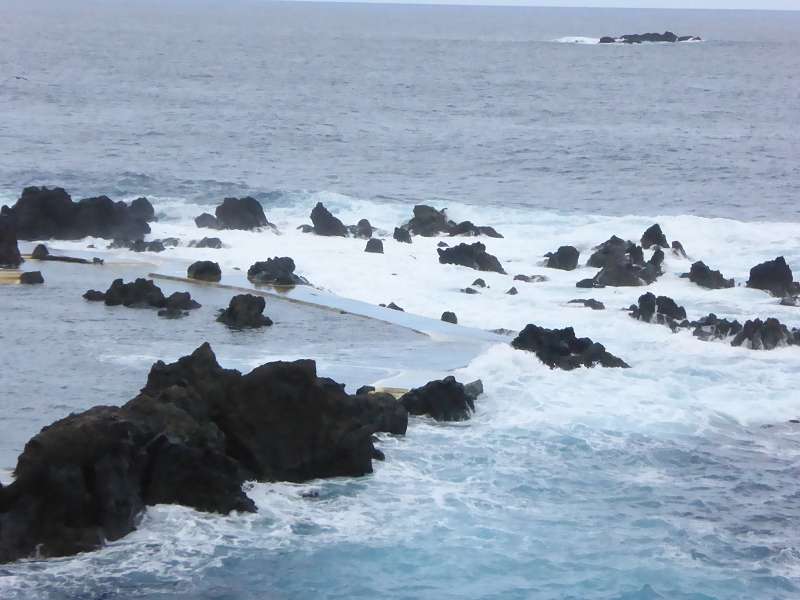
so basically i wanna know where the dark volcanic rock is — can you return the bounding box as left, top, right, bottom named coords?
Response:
left=630, top=292, right=687, bottom=329
left=587, top=235, right=632, bottom=268
left=364, top=238, right=384, bottom=254
left=438, top=242, right=505, bottom=274
left=688, top=261, right=734, bottom=290
left=217, top=294, right=273, bottom=329
left=130, top=239, right=166, bottom=253
left=576, top=278, right=600, bottom=289
left=247, top=257, right=307, bottom=286
left=472, top=278, right=487, bottom=288
left=157, top=308, right=188, bottom=319
left=545, top=246, right=580, bottom=271
left=393, top=227, right=412, bottom=243
left=641, top=224, right=668, bottom=249
left=585, top=238, right=662, bottom=288
left=4, top=187, right=151, bottom=241
left=747, top=256, right=794, bottom=297
left=441, top=311, right=458, bottom=324
left=605, top=31, right=695, bottom=44
left=383, top=302, right=404, bottom=311
left=165, top=291, right=201, bottom=311
left=506, top=287, right=518, bottom=295
left=83, top=289, right=106, bottom=302
left=400, top=376, right=481, bottom=421
left=19, top=271, right=44, bottom=284
left=511, top=324, right=629, bottom=370
left=568, top=299, right=605, bottom=310
left=0, top=214, right=22, bottom=268
left=310, top=202, right=348, bottom=237
left=514, top=274, right=547, bottom=283
left=188, top=261, right=222, bottom=282
left=195, top=213, right=219, bottom=229
left=214, top=197, right=271, bottom=230
left=190, top=237, right=223, bottom=249
left=599, top=36, right=616, bottom=43
left=461, top=287, right=479, bottom=295
left=404, top=205, right=502, bottom=238
left=731, top=318, right=800, bottom=350
left=0, top=343, right=406, bottom=563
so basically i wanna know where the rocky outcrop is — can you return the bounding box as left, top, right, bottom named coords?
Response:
left=586, top=235, right=635, bottom=268
left=641, top=224, right=668, bottom=249
left=690, top=314, right=743, bottom=342
left=393, top=227, right=412, bottom=243
left=747, top=256, right=795, bottom=297
left=19, top=271, right=44, bottom=284
left=129, top=197, right=156, bottom=223
left=568, top=299, right=605, bottom=310
left=195, top=197, right=272, bottom=231
left=310, top=202, right=348, bottom=237
left=441, top=311, right=458, bottom=324
left=404, top=205, right=502, bottom=238
left=511, top=324, right=629, bottom=370
left=599, top=32, right=701, bottom=44
left=0, top=343, right=408, bottom=563
left=380, top=302, right=404, bottom=311
left=2, top=187, right=151, bottom=240
left=247, top=257, right=307, bottom=286
left=545, top=246, right=579, bottom=271
left=0, top=214, right=22, bottom=267
left=400, top=376, right=482, bottom=421
left=506, top=287, right=518, bottom=295
left=472, top=278, right=487, bottom=288
left=438, top=242, right=505, bottom=274
left=731, top=318, right=800, bottom=350
left=671, top=241, right=688, bottom=259
left=83, top=278, right=200, bottom=311
left=583, top=236, right=662, bottom=287
left=31, top=243, right=98, bottom=264
left=187, top=261, right=221, bottom=282
left=365, top=239, right=384, bottom=254
left=217, top=294, right=273, bottom=329
left=688, top=261, right=734, bottom=290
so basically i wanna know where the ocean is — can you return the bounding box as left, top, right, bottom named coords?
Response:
left=1, top=1, right=800, bottom=599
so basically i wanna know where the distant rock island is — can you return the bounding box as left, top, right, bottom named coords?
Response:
left=600, top=31, right=701, bottom=44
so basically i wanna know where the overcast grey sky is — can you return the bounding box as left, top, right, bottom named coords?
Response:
left=328, top=0, right=799, bottom=9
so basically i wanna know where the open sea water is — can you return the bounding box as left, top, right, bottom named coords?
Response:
left=1, top=2, right=800, bottom=599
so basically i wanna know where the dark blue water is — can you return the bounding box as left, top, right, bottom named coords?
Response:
left=1, top=0, right=799, bottom=219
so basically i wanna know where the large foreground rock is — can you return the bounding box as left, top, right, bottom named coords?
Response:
left=195, top=197, right=272, bottom=231
left=438, top=242, right=505, bottom=274
left=247, top=257, right=307, bottom=285
left=310, top=202, right=348, bottom=237
left=1, top=187, right=151, bottom=240
left=217, top=294, right=273, bottom=329
left=0, top=214, right=22, bottom=267
left=747, top=256, right=795, bottom=297
left=511, top=324, right=629, bottom=370
left=0, top=343, right=408, bottom=563
left=400, top=376, right=482, bottom=421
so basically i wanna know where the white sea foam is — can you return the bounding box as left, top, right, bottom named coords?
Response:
left=552, top=36, right=600, bottom=44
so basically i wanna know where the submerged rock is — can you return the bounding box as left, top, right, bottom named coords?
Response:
left=568, top=299, right=605, bottom=310
left=0, top=343, right=407, bottom=563
left=599, top=31, right=700, bottom=44
left=217, top=294, right=273, bottom=329
left=187, top=260, right=222, bottom=282
left=0, top=214, right=22, bottom=268
left=688, top=261, right=734, bottom=290
left=19, top=271, right=44, bottom=284
left=350, top=219, right=373, bottom=239
left=190, top=237, right=223, bottom=249
left=247, top=257, right=307, bottom=286
left=545, top=246, right=580, bottom=271
left=364, top=238, right=384, bottom=254
left=514, top=274, right=547, bottom=283
left=3, top=186, right=151, bottom=241
left=310, top=202, right=348, bottom=237
left=472, top=278, right=487, bottom=288
left=690, top=313, right=743, bottom=342
left=506, top=287, right=518, bottom=295
left=381, top=302, right=404, bottom=311
left=511, top=324, right=629, bottom=370
left=747, top=256, right=795, bottom=297
left=393, top=227, right=412, bottom=243
left=195, top=212, right=219, bottom=229
left=438, top=242, right=505, bottom=274
left=400, top=376, right=482, bottom=421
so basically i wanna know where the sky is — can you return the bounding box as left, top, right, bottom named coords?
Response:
left=313, top=0, right=799, bottom=9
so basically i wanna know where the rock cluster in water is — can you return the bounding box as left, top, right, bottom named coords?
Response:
left=217, top=294, right=273, bottom=329
left=599, top=32, right=701, bottom=44
left=401, top=205, right=503, bottom=238
left=195, top=197, right=273, bottom=231
left=511, top=324, right=629, bottom=370
left=83, top=278, right=201, bottom=313
left=1, top=187, right=154, bottom=241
